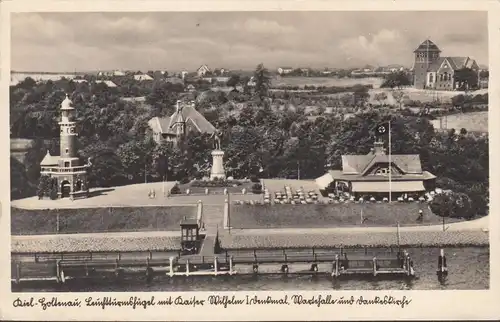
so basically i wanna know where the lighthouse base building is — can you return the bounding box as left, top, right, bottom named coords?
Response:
left=39, top=94, right=89, bottom=200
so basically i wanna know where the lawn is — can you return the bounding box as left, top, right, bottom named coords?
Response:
left=271, top=77, right=385, bottom=88
left=431, top=111, right=488, bottom=133
left=11, top=206, right=197, bottom=235
left=229, top=203, right=463, bottom=229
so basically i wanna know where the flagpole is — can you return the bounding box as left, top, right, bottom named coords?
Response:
left=388, top=120, right=392, bottom=203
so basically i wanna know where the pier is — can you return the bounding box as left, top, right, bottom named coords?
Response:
left=11, top=246, right=415, bottom=284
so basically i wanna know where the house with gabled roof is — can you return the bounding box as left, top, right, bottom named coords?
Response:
left=148, top=100, right=216, bottom=144
left=197, top=65, right=211, bottom=77
left=134, top=74, right=154, bottom=81
left=316, top=140, right=436, bottom=199
left=413, top=39, right=480, bottom=90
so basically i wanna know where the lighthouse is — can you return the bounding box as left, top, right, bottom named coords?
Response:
left=39, top=94, right=89, bottom=200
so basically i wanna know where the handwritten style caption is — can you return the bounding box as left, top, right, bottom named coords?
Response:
left=13, top=295, right=412, bottom=310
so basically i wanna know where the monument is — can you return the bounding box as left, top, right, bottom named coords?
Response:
left=210, top=130, right=226, bottom=180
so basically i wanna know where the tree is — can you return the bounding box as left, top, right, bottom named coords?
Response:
left=374, top=92, right=388, bottom=105
left=392, top=91, right=405, bottom=109
left=454, top=68, right=479, bottom=91
left=353, top=87, right=370, bottom=107
left=254, top=64, right=271, bottom=102
left=226, top=74, right=241, bottom=90
left=430, top=192, right=474, bottom=219
left=37, top=175, right=51, bottom=199
left=380, top=72, right=412, bottom=89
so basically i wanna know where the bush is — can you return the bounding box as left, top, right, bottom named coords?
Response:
left=252, top=183, right=263, bottom=194
left=250, top=175, right=260, bottom=183
left=170, top=184, right=181, bottom=194
left=179, top=177, right=190, bottom=184
left=49, top=185, right=58, bottom=200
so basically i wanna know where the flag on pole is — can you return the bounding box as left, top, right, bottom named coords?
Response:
left=374, top=122, right=390, bottom=137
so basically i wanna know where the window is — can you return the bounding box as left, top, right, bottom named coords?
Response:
left=65, top=148, right=69, bottom=154
left=429, top=74, right=434, bottom=82
left=375, top=168, right=389, bottom=175
left=64, top=162, right=70, bottom=167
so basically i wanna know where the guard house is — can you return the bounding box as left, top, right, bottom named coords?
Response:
left=316, top=140, right=436, bottom=200
left=180, top=217, right=201, bottom=255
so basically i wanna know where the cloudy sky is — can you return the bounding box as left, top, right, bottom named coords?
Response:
left=11, top=11, right=488, bottom=72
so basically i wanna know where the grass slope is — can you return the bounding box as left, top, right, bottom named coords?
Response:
left=229, top=203, right=462, bottom=229
left=11, top=206, right=196, bottom=235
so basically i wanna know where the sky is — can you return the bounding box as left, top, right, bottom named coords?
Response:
left=11, top=11, right=488, bottom=73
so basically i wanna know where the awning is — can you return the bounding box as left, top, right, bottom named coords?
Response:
left=315, top=173, right=334, bottom=190
left=351, top=181, right=425, bottom=193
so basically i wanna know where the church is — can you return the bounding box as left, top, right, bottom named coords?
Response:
left=148, top=100, right=216, bottom=144
left=39, top=95, right=90, bottom=199
left=316, top=140, right=436, bottom=200
left=413, top=39, right=480, bottom=90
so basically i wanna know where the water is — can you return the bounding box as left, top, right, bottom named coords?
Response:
left=12, top=247, right=489, bottom=292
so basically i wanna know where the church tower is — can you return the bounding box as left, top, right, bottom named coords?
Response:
left=413, top=39, right=441, bottom=89
left=39, top=94, right=89, bottom=199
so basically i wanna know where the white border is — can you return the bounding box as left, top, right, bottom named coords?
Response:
left=1, top=1, right=499, bottom=320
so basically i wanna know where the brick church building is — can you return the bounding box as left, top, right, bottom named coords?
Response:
left=413, top=39, right=480, bottom=90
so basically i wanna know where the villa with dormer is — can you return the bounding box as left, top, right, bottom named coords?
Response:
left=316, top=140, right=436, bottom=199
left=148, top=100, right=216, bottom=145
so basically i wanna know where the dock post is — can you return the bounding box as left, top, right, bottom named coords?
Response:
left=373, top=257, right=377, bottom=277
left=214, top=257, right=218, bottom=276
left=437, top=249, right=448, bottom=275
left=332, top=254, right=339, bottom=277
left=229, top=256, right=233, bottom=275
left=168, top=257, right=174, bottom=277
left=56, top=260, right=61, bottom=283
left=60, top=269, right=66, bottom=284
left=15, top=262, right=20, bottom=284
left=186, top=259, right=190, bottom=277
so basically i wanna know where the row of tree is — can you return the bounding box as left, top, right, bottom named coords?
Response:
left=11, top=64, right=489, bottom=218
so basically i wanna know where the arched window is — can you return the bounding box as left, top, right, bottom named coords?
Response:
left=429, top=74, right=434, bottom=83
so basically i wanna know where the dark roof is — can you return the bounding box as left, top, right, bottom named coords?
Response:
left=427, top=57, right=477, bottom=72
left=180, top=218, right=198, bottom=226
left=414, top=39, right=441, bottom=53
left=340, top=150, right=424, bottom=176
left=148, top=103, right=216, bottom=135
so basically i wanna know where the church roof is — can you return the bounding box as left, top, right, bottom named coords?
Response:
left=40, top=150, right=59, bottom=166
left=148, top=102, right=216, bottom=135
left=414, top=39, right=441, bottom=53
left=427, top=56, right=477, bottom=72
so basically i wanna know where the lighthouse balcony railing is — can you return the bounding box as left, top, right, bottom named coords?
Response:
left=40, top=165, right=88, bottom=174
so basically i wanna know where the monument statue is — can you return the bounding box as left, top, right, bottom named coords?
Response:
left=211, top=129, right=222, bottom=150
left=210, top=129, right=226, bottom=180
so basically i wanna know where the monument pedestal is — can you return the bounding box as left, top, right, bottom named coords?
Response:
left=210, top=150, right=226, bottom=180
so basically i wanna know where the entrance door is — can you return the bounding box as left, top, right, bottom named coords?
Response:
left=60, top=180, right=71, bottom=198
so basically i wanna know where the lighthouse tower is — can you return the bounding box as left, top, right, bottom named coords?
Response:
left=40, top=94, right=89, bottom=199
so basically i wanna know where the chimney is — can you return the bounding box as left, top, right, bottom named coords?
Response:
left=371, top=140, right=386, bottom=155
left=176, top=100, right=182, bottom=113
